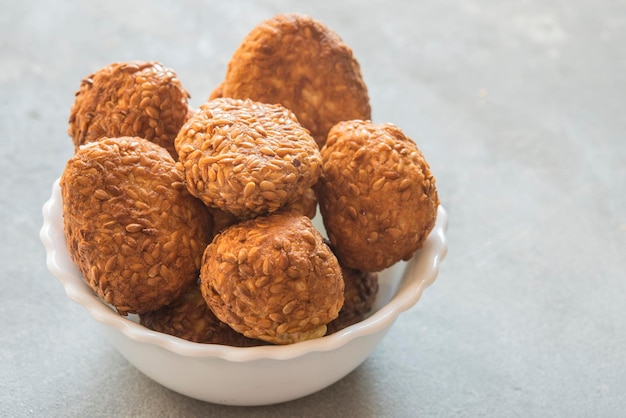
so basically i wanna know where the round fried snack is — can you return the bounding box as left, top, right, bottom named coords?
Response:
left=200, top=212, right=344, bottom=344
left=316, top=120, right=439, bottom=272
left=68, top=61, right=190, bottom=159
left=218, top=13, right=371, bottom=148
left=140, top=284, right=265, bottom=346
left=60, top=137, right=213, bottom=315
left=326, top=266, right=379, bottom=335
left=175, top=98, right=321, bottom=219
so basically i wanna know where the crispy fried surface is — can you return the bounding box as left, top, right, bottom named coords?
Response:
left=218, top=13, right=371, bottom=147
left=68, top=61, right=190, bottom=159
left=60, top=137, right=213, bottom=314
left=140, top=284, right=265, bottom=346
left=175, top=98, right=321, bottom=219
left=316, top=120, right=439, bottom=272
left=200, top=212, right=344, bottom=344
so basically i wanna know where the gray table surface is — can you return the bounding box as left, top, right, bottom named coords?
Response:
left=2, top=0, right=625, bottom=416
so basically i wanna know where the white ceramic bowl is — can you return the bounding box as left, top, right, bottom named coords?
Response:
left=40, top=178, right=448, bottom=406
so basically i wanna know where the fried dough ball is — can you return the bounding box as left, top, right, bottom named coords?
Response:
left=326, top=266, right=379, bottom=335
left=218, top=13, right=371, bottom=148
left=60, top=137, right=213, bottom=315
left=140, top=284, right=265, bottom=346
left=316, top=120, right=439, bottom=272
left=200, top=212, right=344, bottom=344
left=175, top=98, right=321, bottom=219
left=68, top=61, right=190, bottom=159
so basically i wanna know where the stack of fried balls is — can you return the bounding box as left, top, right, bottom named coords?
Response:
left=60, top=13, right=439, bottom=346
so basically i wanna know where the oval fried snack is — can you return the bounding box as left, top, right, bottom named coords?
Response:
left=218, top=13, right=371, bottom=148
left=140, top=284, right=265, bottom=346
left=316, top=120, right=439, bottom=272
left=60, top=137, right=213, bottom=315
left=200, top=212, right=344, bottom=345
left=175, top=98, right=321, bottom=219
left=68, top=61, right=190, bottom=159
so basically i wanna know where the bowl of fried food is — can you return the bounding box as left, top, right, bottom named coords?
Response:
left=40, top=13, right=448, bottom=406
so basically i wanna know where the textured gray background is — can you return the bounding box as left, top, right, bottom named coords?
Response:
left=1, top=0, right=625, bottom=417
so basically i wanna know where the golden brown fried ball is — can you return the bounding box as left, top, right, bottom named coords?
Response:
left=68, top=61, right=190, bottom=159
left=175, top=98, right=321, bottom=219
left=218, top=13, right=371, bottom=148
left=60, top=137, right=213, bottom=315
left=326, top=265, right=379, bottom=335
left=140, top=284, right=265, bottom=346
left=200, top=212, right=344, bottom=344
left=316, top=120, right=439, bottom=272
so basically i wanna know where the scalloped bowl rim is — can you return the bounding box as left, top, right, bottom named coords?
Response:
left=40, top=178, right=448, bottom=362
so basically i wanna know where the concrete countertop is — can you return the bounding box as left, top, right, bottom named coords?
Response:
left=2, top=0, right=625, bottom=416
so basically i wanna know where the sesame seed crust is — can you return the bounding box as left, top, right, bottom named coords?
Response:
left=68, top=61, right=190, bottom=159
left=200, top=212, right=344, bottom=345
left=316, top=120, right=439, bottom=272
left=60, top=137, right=213, bottom=315
left=175, top=98, right=321, bottom=219
left=140, top=284, right=266, bottom=346
left=218, top=13, right=371, bottom=148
